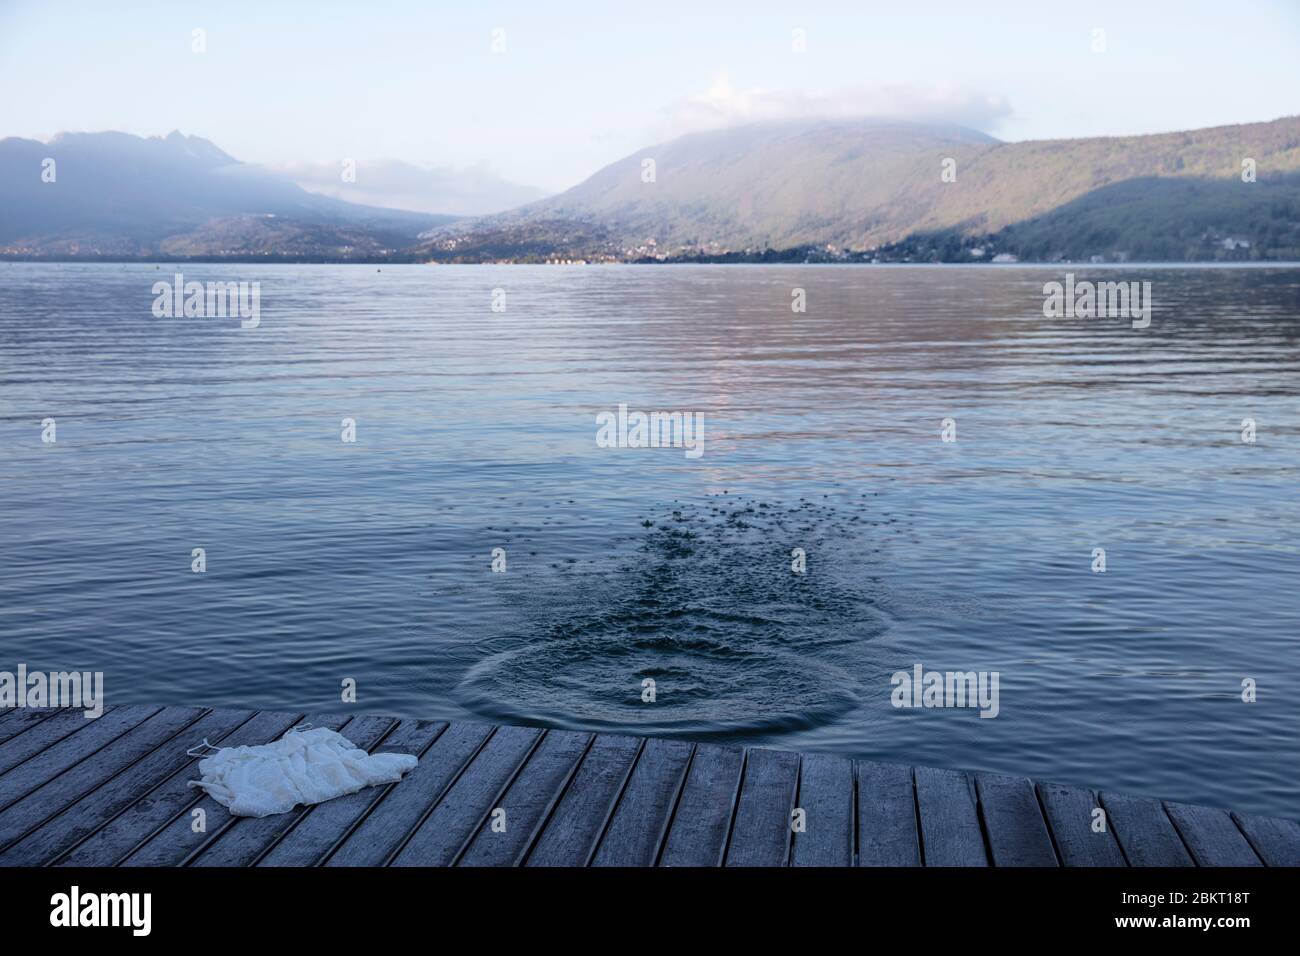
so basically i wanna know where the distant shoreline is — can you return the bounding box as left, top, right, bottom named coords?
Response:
left=4, top=256, right=1299, bottom=268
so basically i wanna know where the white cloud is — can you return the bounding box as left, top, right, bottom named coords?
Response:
left=658, top=74, right=1012, bottom=139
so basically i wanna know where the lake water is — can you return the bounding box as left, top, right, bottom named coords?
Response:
left=2, top=261, right=1298, bottom=817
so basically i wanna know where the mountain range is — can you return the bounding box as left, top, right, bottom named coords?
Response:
left=428, top=115, right=1300, bottom=262
left=0, top=131, right=453, bottom=258
left=270, top=158, right=547, bottom=217
left=4, top=117, right=1300, bottom=262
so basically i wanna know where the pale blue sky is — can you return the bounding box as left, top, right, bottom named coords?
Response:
left=2, top=0, right=1298, bottom=191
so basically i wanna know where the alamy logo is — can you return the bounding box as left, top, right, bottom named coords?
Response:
left=152, top=273, right=261, bottom=328
left=50, top=886, right=151, bottom=936
left=0, top=665, right=103, bottom=718
left=1043, top=273, right=1151, bottom=329
left=596, top=403, right=704, bottom=459
left=891, top=664, right=1000, bottom=718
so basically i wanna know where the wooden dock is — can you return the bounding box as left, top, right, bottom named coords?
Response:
left=0, top=703, right=1296, bottom=867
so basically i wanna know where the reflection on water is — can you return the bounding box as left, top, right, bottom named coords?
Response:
left=1, top=262, right=1298, bottom=816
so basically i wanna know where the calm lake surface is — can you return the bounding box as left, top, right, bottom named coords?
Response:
left=2, top=262, right=1298, bottom=817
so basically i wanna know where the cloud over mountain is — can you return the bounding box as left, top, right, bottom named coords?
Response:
left=657, top=76, right=1013, bottom=140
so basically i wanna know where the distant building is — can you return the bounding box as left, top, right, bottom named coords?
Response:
left=991, top=253, right=1019, bottom=263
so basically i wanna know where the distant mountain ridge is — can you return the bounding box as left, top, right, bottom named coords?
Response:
left=5, top=118, right=1300, bottom=262
left=0, top=131, right=456, bottom=258
left=272, top=157, right=547, bottom=217
left=427, top=115, right=1300, bottom=262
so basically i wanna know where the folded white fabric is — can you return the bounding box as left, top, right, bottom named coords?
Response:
left=188, top=725, right=418, bottom=817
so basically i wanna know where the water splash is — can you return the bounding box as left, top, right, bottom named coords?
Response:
left=455, top=493, right=893, bottom=737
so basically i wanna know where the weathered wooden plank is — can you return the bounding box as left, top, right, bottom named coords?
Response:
left=456, top=730, right=592, bottom=868
left=591, top=738, right=694, bottom=867
left=1036, top=781, right=1127, bottom=866
left=0, top=705, right=202, bottom=849
left=1100, top=792, right=1194, bottom=866
left=1231, top=811, right=1300, bottom=867
left=0, top=707, right=67, bottom=746
left=791, top=752, right=854, bottom=867
left=52, top=710, right=302, bottom=866
left=0, top=708, right=252, bottom=866
left=119, top=713, right=349, bottom=867
left=1165, top=802, right=1262, bottom=866
left=525, top=734, right=642, bottom=867
left=0, top=708, right=106, bottom=776
left=725, top=747, right=799, bottom=867
left=188, top=715, right=397, bottom=867
left=257, top=719, right=447, bottom=867
left=976, top=772, right=1058, bottom=867
left=914, top=766, right=987, bottom=866
left=857, top=760, right=920, bottom=866
left=658, top=743, right=744, bottom=867
left=0, top=704, right=156, bottom=809
left=6, top=699, right=1284, bottom=871
left=391, top=724, right=543, bottom=866
left=325, top=721, right=493, bottom=867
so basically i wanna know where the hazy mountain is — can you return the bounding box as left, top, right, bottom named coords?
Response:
left=427, top=115, right=1300, bottom=261
left=8, top=118, right=1300, bottom=262
left=271, top=158, right=547, bottom=217
left=0, top=131, right=456, bottom=257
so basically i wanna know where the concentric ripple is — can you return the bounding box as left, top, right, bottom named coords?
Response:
left=454, top=494, right=892, bottom=737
